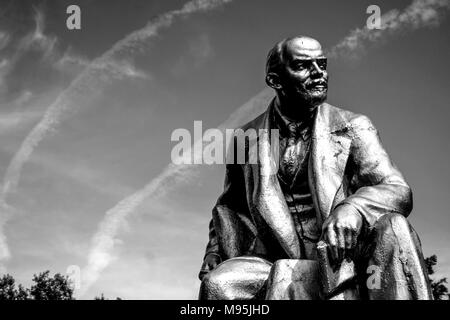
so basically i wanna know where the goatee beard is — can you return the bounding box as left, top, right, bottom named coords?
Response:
left=294, top=89, right=327, bottom=109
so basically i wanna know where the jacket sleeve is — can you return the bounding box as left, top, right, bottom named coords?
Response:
left=200, top=129, right=260, bottom=273
left=339, top=115, right=413, bottom=227
left=201, top=160, right=257, bottom=259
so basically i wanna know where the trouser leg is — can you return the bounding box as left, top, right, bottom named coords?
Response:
left=199, top=256, right=272, bottom=300
left=356, top=213, right=433, bottom=300
left=265, top=259, right=321, bottom=300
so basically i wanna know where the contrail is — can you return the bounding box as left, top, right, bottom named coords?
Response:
left=79, top=88, right=273, bottom=297
left=82, top=0, right=450, bottom=296
left=328, top=0, right=450, bottom=58
left=0, top=0, right=233, bottom=265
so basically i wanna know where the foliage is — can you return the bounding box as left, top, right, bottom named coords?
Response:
left=94, top=293, right=122, bottom=300
left=29, top=271, right=74, bottom=300
left=0, top=271, right=73, bottom=300
left=0, top=274, right=18, bottom=300
left=425, top=255, right=450, bottom=300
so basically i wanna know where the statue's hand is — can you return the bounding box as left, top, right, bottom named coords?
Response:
left=321, top=204, right=363, bottom=264
left=198, top=253, right=221, bottom=281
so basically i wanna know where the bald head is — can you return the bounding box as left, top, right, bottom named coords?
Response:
left=266, top=36, right=324, bottom=77
left=265, top=36, right=329, bottom=111
left=284, top=37, right=323, bottom=58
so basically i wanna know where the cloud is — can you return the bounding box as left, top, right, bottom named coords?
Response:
left=0, top=58, right=12, bottom=92
left=83, top=252, right=200, bottom=299
left=0, top=8, right=75, bottom=96
left=0, top=109, right=41, bottom=134
left=328, top=0, right=450, bottom=59
left=103, top=59, right=149, bottom=80
left=0, top=31, right=10, bottom=51
left=1, top=0, right=231, bottom=201
left=190, top=34, right=214, bottom=62
left=35, top=155, right=133, bottom=199
left=78, top=87, right=271, bottom=297
left=171, top=34, right=214, bottom=76
left=75, top=1, right=236, bottom=296
left=12, top=90, right=33, bottom=106
left=17, top=8, right=58, bottom=59
left=53, top=50, right=91, bottom=76
left=0, top=0, right=234, bottom=271
left=55, top=49, right=148, bottom=81
left=80, top=0, right=450, bottom=297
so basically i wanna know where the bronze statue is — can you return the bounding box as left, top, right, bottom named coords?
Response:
left=198, top=36, right=432, bottom=300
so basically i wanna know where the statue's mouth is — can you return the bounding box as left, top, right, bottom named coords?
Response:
left=308, top=81, right=328, bottom=91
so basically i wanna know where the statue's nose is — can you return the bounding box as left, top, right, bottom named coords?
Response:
left=311, top=61, right=325, bottom=76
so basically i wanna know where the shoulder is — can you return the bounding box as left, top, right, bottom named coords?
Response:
left=324, top=103, right=377, bottom=135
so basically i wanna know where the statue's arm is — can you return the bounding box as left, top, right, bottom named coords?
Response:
left=339, top=115, right=413, bottom=227
left=198, top=217, right=221, bottom=281
left=199, top=161, right=251, bottom=280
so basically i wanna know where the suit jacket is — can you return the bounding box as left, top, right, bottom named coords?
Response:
left=202, top=100, right=412, bottom=264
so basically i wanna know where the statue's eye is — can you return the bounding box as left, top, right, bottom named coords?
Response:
left=317, top=58, right=327, bottom=70
left=293, top=61, right=307, bottom=70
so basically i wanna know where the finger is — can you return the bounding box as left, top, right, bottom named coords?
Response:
left=198, top=270, right=207, bottom=281
left=198, top=263, right=210, bottom=281
left=352, top=229, right=359, bottom=248
left=336, top=226, right=345, bottom=263
left=345, top=229, right=353, bottom=250
left=326, top=226, right=338, bottom=264
left=345, top=229, right=354, bottom=261
left=321, top=220, right=331, bottom=239
left=349, top=229, right=359, bottom=261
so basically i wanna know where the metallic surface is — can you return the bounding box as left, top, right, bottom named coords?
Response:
left=198, top=101, right=432, bottom=300
left=265, top=259, right=320, bottom=300
left=198, top=36, right=432, bottom=300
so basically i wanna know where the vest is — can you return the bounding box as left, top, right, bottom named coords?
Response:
left=271, top=101, right=322, bottom=259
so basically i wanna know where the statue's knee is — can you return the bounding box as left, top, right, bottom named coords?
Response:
left=200, top=269, right=234, bottom=300
left=200, top=269, right=221, bottom=299
left=375, top=213, right=410, bottom=234
left=200, top=257, right=272, bottom=300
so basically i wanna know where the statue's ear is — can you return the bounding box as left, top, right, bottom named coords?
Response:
left=266, top=72, right=282, bottom=90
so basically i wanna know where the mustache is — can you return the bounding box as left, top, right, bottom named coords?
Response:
left=306, top=79, right=328, bottom=89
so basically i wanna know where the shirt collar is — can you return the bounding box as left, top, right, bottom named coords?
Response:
left=272, top=97, right=314, bottom=141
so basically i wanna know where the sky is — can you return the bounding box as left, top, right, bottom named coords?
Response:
left=0, top=0, right=449, bottom=299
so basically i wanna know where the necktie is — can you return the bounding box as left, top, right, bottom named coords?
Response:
left=279, top=123, right=311, bottom=187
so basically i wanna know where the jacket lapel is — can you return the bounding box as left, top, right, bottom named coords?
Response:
left=248, top=102, right=302, bottom=259
left=247, top=102, right=351, bottom=259
left=308, top=103, right=352, bottom=226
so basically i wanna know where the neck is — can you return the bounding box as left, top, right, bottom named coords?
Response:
left=276, top=94, right=316, bottom=122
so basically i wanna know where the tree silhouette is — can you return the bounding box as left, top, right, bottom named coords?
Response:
left=0, top=271, right=73, bottom=300
left=16, top=284, right=29, bottom=300
left=0, top=271, right=123, bottom=300
left=29, top=271, right=74, bottom=300
left=0, top=274, right=18, bottom=300
left=425, top=255, right=450, bottom=300
left=94, top=293, right=122, bottom=300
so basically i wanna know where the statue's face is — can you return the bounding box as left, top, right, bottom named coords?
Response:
left=279, top=37, right=328, bottom=107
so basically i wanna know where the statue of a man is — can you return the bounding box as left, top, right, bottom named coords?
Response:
left=198, top=36, right=432, bottom=300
